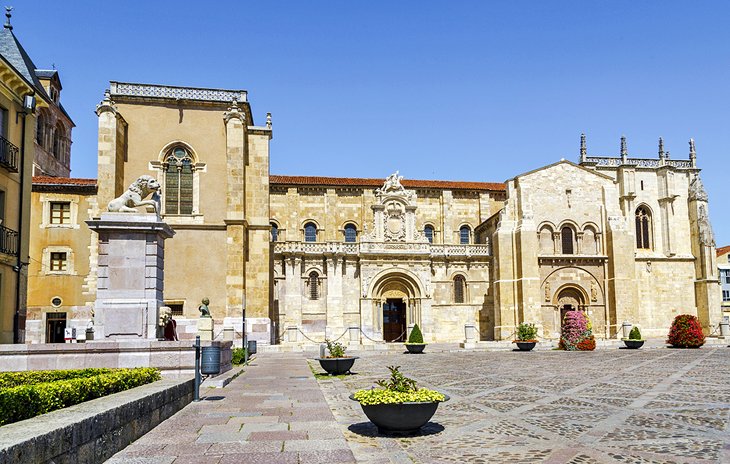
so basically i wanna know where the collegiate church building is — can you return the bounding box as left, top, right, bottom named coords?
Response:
left=24, top=83, right=722, bottom=345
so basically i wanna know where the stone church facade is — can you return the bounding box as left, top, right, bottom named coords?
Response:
left=24, top=82, right=723, bottom=345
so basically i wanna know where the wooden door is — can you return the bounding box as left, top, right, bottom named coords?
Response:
left=383, top=299, right=406, bottom=342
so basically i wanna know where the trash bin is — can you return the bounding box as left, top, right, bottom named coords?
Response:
left=86, top=328, right=94, bottom=341
left=247, top=340, right=257, bottom=355
left=201, top=346, right=221, bottom=375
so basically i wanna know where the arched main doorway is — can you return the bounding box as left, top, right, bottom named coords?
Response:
left=368, top=269, right=424, bottom=342
left=556, top=286, right=586, bottom=323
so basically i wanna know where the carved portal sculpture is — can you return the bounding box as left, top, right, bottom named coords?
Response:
left=107, top=175, right=161, bottom=213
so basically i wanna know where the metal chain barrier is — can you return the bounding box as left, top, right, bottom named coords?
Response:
left=296, top=327, right=348, bottom=344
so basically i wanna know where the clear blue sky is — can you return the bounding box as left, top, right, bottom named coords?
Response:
left=15, top=1, right=730, bottom=246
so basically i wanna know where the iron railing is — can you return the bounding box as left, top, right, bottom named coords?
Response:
left=0, top=224, right=19, bottom=256
left=0, top=135, right=19, bottom=172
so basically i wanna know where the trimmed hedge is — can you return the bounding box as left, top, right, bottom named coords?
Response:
left=0, top=367, right=161, bottom=426
left=407, top=324, right=424, bottom=344
left=0, top=368, right=116, bottom=389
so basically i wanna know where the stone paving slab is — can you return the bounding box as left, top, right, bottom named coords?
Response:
left=316, top=347, right=730, bottom=463
left=108, top=353, right=355, bottom=464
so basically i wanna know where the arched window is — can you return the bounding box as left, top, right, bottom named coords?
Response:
left=635, top=207, right=651, bottom=249
left=53, top=122, right=65, bottom=159
left=308, top=271, right=319, bottom=300
left=304, top=222, right=317, bottom=242
left=454, top=275, right=466, bottom=303
left=561, top=227, right=574, bottom=254
left=344, top=223, right=357, bottom=243
left=270, top=223, right=278, bottom=242
left=164, top=147, right=194, bottom=215
left=36, top=114, right=45, bottom=146
left=424, top=225, right=434, bottom=243
left=459, top=225, right=471, bottom=244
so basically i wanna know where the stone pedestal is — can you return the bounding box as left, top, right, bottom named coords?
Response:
left=87, top=213, right=175, bottom=340
left=198, top=317, right=214, bottom=341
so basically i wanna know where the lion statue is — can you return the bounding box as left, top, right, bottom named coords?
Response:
left=107, top=175, right=161, bottom=214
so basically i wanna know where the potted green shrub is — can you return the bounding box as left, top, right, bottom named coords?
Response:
left=667, top=314, right=705, bottom=348
left=350, top=365, right=449, bottom=434
left=316, top=339, right=358, bottom=375
left=405, top=323, right=426, bottom=353
left=622, top=326, right=645, bottom=349
left=513, top=322, right=538, bottom=351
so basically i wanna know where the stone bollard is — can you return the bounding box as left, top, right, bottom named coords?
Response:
left=223, top=325, right=234, bottom=341
left=621, top=321, right=632, bottom=339
left=348, top=326, right=360, bottom=344
left=287, top=326, right=298, bottom=343
left=719, top=320, right=730, bottom=338
left=319, top=343, right=327, bottom=358
left=461, top=323, right=477, bottom=349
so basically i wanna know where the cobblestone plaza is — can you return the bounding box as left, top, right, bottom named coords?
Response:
left=110, top=347, right=730, bottom=464
left=324, top=348, right=730, bottom=463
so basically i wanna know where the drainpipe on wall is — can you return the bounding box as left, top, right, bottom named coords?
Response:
left=13, top=94, right=34, bottom=343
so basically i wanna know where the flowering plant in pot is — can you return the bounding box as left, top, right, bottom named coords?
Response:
left=559, top=310, right=596, bottom=351
left=350, top=365, right=448, bottom=434
left=316, top=339, right=358, bottom=375
left=667, top=314, right=705, bottom=348
left=405, top=323, right=427, bottom=353
left=622, top=326, right=644, bottom=349
left=512, top=322, right=538, bottom=351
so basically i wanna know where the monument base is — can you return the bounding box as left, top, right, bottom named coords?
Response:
left=198, top=317, right=214, bottom=341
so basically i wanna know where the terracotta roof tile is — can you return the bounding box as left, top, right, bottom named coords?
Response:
left=33, top=176, right=97, bottom=185
left=717, top=245, right=730, bottom=257
left=270, top=175, right=505, bottom=191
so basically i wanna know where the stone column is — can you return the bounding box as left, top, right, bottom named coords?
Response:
left=224, top=102, right=246, bottom=331
left=87, top=213, right=175, bottom=340
left=95, top=91, right=127, bottom=206
left=284, top=256, right=303, bottom=330
left=325, top=253, right=344, bottom=338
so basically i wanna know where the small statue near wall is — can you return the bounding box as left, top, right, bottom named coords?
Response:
left=544, top=281, right=551, bottom=302
left=591, top=281, right=598, bottom=302
left=198, top=298, right=212, bottom=318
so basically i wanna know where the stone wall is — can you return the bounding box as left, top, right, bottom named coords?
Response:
left=0, top=340, right=232, bottom=376
left=0, top=378, right=193, bottom=464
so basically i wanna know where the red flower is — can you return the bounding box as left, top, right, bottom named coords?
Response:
left=667, top=314, right=705, bottom=348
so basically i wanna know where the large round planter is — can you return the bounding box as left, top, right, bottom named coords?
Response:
left=315, top=357, right=358, bottom=375
left=514, top=341, right=537, bottom=351
left=350, top=394, right=449, bottom=434
left=405, top=343, right=426, bottom=354
left=623, top=339, right=645, bottom=349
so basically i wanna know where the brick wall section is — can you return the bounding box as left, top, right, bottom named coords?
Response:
left=0, top=378, right=193, bottom=464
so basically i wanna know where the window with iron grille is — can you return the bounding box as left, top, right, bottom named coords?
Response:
left=304, top=222, right=317, bottom=242
left=635, top=206, right=651, bottom=249
left=424, top=225, right=434, bottom=243
left=168, top=303, right=184, bottom=316
left=50, top=202, right=71, bottom=225
left=561, top=227, right=574, bottom=254
left=50, top=252, right=67, bottom=272
left=344, top=224, right=357, bottom=242
left=454, top=275, right=466, bottom=303
left=164, top=147, right=194, bottom=215
left=723, top=290, right=730, bottom=302
left=308, top=272, right=319, bottom=300
left=459, top=225, right=471, bottom=244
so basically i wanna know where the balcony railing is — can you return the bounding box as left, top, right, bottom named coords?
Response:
left=0, top=135, right=19, bottom=172
left=0, top=224, right=19, bottom=256
left=273, top=241, right=491, bottom=257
